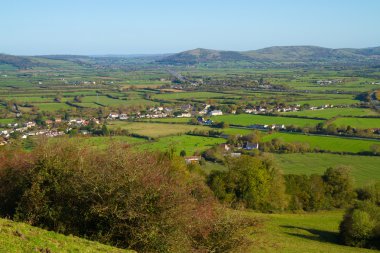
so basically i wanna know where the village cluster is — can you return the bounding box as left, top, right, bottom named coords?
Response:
left=0, top=102, right=336, bottom=146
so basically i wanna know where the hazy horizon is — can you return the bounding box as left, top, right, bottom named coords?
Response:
left=3, top=44, right=380, bottom=57
left=1, top=0, right=380, bottom=55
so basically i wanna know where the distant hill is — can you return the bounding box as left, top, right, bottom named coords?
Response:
left=157, top=46, right=380, bottom=66
left=0, top=54, right=44, bottom=69
left=157, top=48, right=251, bottom=64
left=2, top=45, right=380, bottom=69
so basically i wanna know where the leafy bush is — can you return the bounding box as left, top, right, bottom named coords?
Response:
left=285, top=167, right=355, bottom=211
left=0, top=139, right=256, bottom=252
left=207, top=155, right=288, bottom=212
left=323, top=166, right=356, bottom=208
left=284, top=174, right=327, bottom=211
left=339, top=201, right=380, bottom=249
left=356, top=182, right=380, bottom=205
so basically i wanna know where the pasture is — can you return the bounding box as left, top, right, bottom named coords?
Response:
left=107, top=121, right=212, bottom=138
left=139, top=117, right=192, bottom=123
left=291, top=98, right=359, bottom=107
left=262, top=132, right=380, bottom=153
left=281, top=107, right=378, bottom=119
left=153, top=91, right=227, bottom=100
left=273, top=153, right=380, bottom=186
left=330, top=117, right=380, bottom=129
left=136, top=134, right=225, bottom=155
left=211, top=114, right=323, bottom=127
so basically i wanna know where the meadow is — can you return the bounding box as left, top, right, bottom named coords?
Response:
left=330, top=117, right=380, bottom=129
left=107, top=121, right=212, bottom=138
left=281, top=107, right=379, bottom=119
left=291, top=98, right=359, bottom=107
left=152, top=91, right=228, bottom=100
left=211, top=114, right=323, bottom=127
left=262, top=132, right=380, bottom=153
left=136, top=134, right=226, bottom=155
left=139, top=117, right=192, bottom=123
left=0, top=118, right=15, bottom=125
left=273, top=153, right=380, bottom=186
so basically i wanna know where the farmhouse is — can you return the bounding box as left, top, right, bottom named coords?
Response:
left=24, top=121, right=36, bottom=128
left=119, top=114, right=129, bottom=120
left=272, top=124, right=286, bottom=130
left=177, top=112, right=192, bottom=118
left=244, top=108, right=256, bottom=114
left=209, top=110, right=223, bottom=116
left=108, top=113, right=119, bottom=120
left=184, top=156, right=201, bottom=164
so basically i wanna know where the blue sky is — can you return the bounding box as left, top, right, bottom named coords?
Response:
left=1, top=0, right=379, bottom=55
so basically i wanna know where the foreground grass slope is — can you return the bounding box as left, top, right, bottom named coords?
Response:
left=0, top=218, right=132, bottom=253
left=251, top=211, right=376, bottom=253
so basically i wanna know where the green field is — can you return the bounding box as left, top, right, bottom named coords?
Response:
left=262, top=132, right=380, bottom=153
left=0, top=218, right=131, bottom=253
left=35, top=102, right=72, bottom=111
left=281, top=108, right=378, bottom=119
left=292, top=98, right=359, bottom=107
left=211, top=114, right=323, bottom=127
left=153, top=91, right=227, bottom=100
left=77, top=136, right=146, bottom=148
left=221, top=127, right=256, bottom=136
left=330, top=117, right=380, bottom=129
left=250, top=210, right=376, bottom=253
left=140, top=117, right=192, bottom=123
left=107, top=121, right=212, bottom=138
left=136, top=134, right=226, bottom=155
left=0, top=118, right=16, bottom=125
left=273, top=153, right=380, bottom=186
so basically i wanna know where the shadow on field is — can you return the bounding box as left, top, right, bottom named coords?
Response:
left=281, top=225, right=340, bottom=244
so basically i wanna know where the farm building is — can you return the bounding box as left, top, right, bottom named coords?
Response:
left=184, top=156, right=201, bottom=164
left=209, top=110, right=223, bottom=116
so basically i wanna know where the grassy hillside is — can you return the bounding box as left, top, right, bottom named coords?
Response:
left=0, top=218, right=133, bottom=253
left=250, top=210, right=377, bottom=253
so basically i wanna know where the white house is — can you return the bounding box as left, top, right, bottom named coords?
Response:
left=25, top=121, right=36, bottom=128
left=184, top=156, right=201, bottom=164
left=119, top=114, right=129, bottom=120
left=108, top=113, right=119, bottom=120
left=178, top=112, right=192, bottom=118
left=208, top=110, right=223, bottom=116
